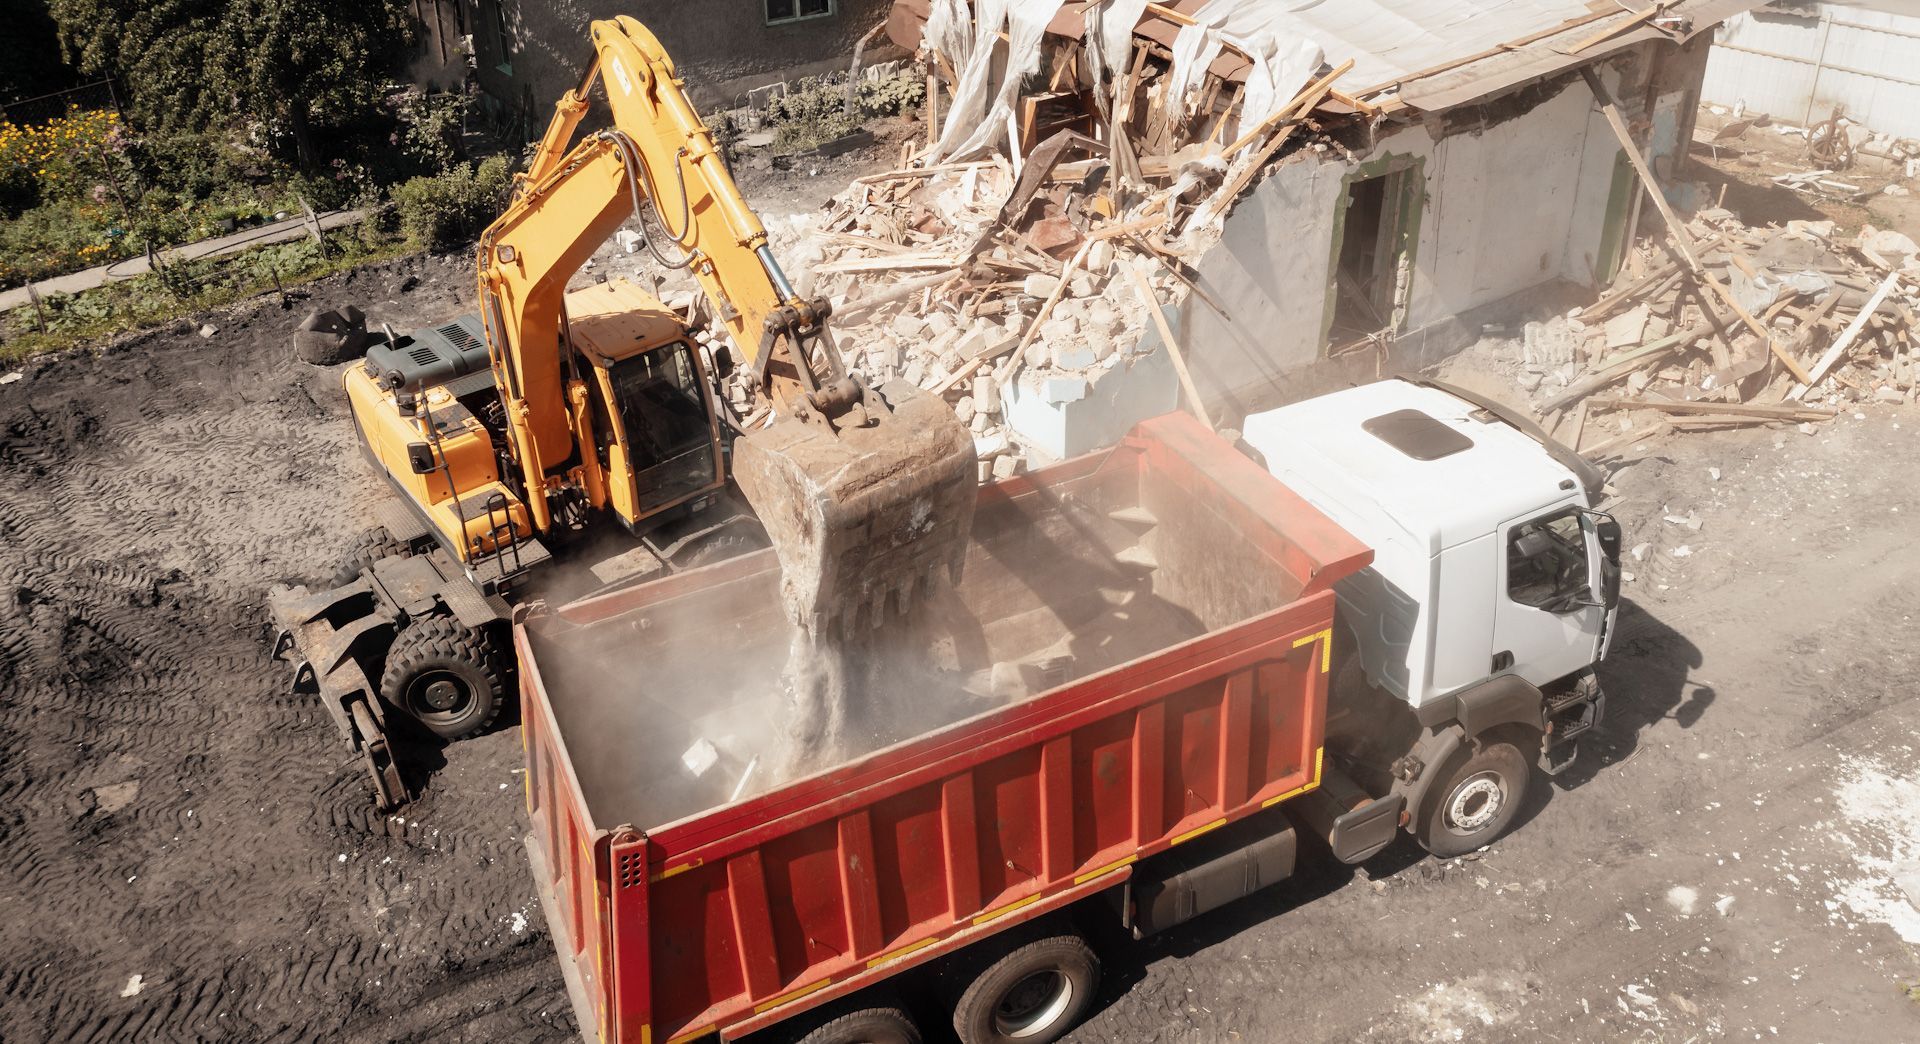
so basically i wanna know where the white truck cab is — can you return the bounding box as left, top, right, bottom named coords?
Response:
left=1241, top=378, right=1622, bottom=859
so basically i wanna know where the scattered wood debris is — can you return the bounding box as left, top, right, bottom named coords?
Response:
left=1534, top=207, right=1918, bottom=457
left=736, top=3, right=1363, bottom=478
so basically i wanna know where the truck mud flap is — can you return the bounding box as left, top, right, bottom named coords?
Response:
left=1296, top=764, right=1405, bottom=865
left=268, top=581, right=405, bottom=810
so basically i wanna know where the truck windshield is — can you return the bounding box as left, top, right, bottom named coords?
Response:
left=608, top=342, right=714, bottom=510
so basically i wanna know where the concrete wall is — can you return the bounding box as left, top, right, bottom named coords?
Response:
left=1167, top=42, right=1706, bottom=424
left=469, top=0, right=898, bottom=115
left=1703, top=2, right=1920, bottom=136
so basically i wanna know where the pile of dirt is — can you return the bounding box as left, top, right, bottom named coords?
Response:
left=0, top=253, right=575, bottom=1041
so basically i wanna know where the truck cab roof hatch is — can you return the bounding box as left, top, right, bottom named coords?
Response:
left=1361, top=409, right=1474, bottom=461
left=1408, top=377, right=1605, bottom=500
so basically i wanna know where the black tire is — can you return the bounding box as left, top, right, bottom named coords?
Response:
left=1417, top=734, right=1534, bottom=858
left=379, top=616, right=506, bottom=740
left=331, top=525, right=411, bottom=587
left=794, top=1006, right=922, bottom=1044
left=952, top=934, right=1099, bottom=1044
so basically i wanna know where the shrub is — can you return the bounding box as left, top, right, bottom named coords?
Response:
left=392, top=88, right=468, bottom=175
left=762, top=70, right=925, bottom=156
left=391, top=154, right=514, bottom=251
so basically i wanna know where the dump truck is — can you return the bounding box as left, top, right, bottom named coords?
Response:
left=270, top=17, right=974, bottom=808
left=514, top=382, right=1621, bottom=1044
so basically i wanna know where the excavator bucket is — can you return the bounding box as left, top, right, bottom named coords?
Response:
left=733, top=381, right=977, bottom=638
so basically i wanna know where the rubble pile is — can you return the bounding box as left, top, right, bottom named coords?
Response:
left=1532, top=210, right=1920, bottom=458
left=727, top=1, right=1362, bottom=477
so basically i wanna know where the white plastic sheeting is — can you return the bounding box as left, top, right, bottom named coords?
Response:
left=931, top=0, right=1070, bottom=160
left=1085, top=0, right=1149, bottom=80
left=1161, top=0, right=1326, bottom=146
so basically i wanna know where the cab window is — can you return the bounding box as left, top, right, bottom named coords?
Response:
left=607, top=341, right=715, bottom=510
left=1507, top=509, right=1589, bottom=610
left=609, top=341, right=709, bottom=471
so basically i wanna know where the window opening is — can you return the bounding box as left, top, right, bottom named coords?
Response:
left=1506, top=510, right=1590, bottom=611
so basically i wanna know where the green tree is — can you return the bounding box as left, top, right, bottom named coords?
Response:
left=0, top=0, right=80, bottom=104
left=48, top=0, right=413, bottom=168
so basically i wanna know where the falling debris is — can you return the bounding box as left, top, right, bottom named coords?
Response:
left=119, top=974, right=144, bottom=998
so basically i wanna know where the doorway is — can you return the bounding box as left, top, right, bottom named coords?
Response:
left=1326, top=161, right=1424, bottom=351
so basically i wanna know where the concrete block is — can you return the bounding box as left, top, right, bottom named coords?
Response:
left=1086, top=239, right=1114, bottom=275
left=1043, top=376, right=1089, bottom=403
left=1050, top=345, right=1097, bottom=371
left=956, top=324, right=994, bottom=359
left=1069, top=271, right=1096, bottom=297
left=1023, top=273, right=1061, bottom=298
left=954, top=395, right=976, bottom=424
left=1086, top=299, right=1119, bottom=334
left=992, top=454, right=1022, bottom=480
left=890, top=312, right=927, bottom=340
left=973, top=375, right=1000, bottom=414
left=1000, top=344, right=1177, bottom=459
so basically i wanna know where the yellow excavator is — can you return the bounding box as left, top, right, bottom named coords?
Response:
left=270, top=17, right=976, bottom=807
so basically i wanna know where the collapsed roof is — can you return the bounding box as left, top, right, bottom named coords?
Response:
left=889, top=0, right=1758, bottom=115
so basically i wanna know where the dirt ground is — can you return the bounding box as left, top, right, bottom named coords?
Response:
left=5, top=128, right=1920, bottom=1042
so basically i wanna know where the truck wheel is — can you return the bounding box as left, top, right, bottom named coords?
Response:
left=331, top=525, right=412, bottom=586
left=379, top=617, right=506, bottom=740
left=952, top=934, right=1099, bottom=1044
left=795, top=1005, right=921, bottom=1044
left=1417, top=735, right=1533, bottom=858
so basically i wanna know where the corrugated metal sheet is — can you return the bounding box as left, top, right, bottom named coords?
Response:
left=1702, top=2, right=1920, bottom=136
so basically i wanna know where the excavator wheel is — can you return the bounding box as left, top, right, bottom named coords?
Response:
left=331, top=525, right=414, bottom=587
left=379, top=616, right=508, bottom=740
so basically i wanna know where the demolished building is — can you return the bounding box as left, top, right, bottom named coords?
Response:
left=860, top=0, right=1757, bottom=439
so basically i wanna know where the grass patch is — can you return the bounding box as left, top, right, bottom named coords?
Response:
left=0, top=227, right=416, bottom=364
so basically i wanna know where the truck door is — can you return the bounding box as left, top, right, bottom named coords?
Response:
left=1492, top=505, right=1605, bottom=687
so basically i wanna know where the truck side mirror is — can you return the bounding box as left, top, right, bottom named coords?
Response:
left=1584, top=510, right=1622, bottom=611
left=406, top=442, right=437, bottom=475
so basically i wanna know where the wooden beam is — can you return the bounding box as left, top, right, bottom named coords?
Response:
left=1580, top=67, right=1816, bottom=386
left=1794, top=268, right=1904, bottom=399
left=1584, top=396, right=1837, bottom=421
left=1125, top=262, right=1213, bottom=431
left=1564, top=7, right=1659, bottom=55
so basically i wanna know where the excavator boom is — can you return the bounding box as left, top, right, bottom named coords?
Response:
left=478, top=17, right=975, bottom=635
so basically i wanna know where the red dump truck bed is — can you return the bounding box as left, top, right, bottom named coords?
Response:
left=515, top=412, right=1371, bottom=1043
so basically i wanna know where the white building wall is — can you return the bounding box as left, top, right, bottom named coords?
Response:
left=1173, top=63, right=1634, bottom=418
left=1703, top=3, right=1920, bottom=136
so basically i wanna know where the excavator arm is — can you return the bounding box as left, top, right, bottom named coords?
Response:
left=475, top=16, right=976, bottom=636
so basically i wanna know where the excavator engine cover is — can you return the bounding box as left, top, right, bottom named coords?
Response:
left=733, top=380, right=976, bottom=637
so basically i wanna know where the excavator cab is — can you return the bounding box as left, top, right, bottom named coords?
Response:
left=566, top=280, right=726, bottom=528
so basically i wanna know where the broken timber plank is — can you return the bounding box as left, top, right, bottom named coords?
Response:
left=816, top=253, right=963, bottom=275
left=1125, top=261, right=1214, bottom=432
left=1563, top=6, right=1659, bottom=55
left=1584, top=396, right=1837, bottom=421
left=1793, top=268, right=1904, bottom=399
left=1580, top=67, right=1816, bottom=387
left=853, top=161, right=990, bottom=185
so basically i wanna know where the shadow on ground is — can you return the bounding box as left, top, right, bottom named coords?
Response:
left=1061, top=596, right=1709, bottom=1037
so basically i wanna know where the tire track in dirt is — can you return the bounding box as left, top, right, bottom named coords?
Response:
left=0, top=255, right=569, bottom=1042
